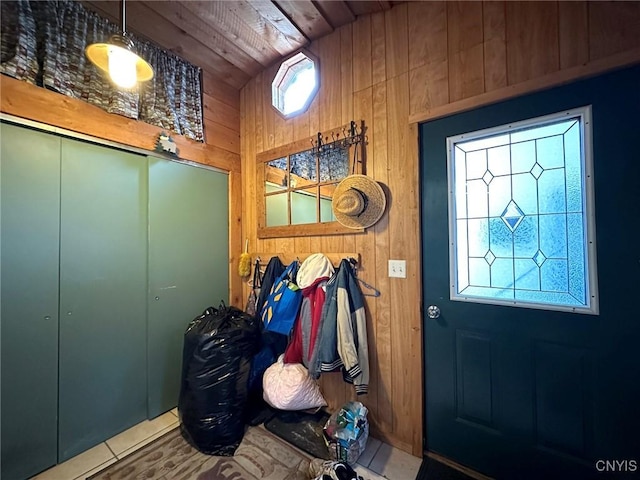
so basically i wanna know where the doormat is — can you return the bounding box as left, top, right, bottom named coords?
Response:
left=264, top=409, right=331, bottom=460
left=88, top=426, right=310, bottom=480
left=416, top=456, right=476, bottom=480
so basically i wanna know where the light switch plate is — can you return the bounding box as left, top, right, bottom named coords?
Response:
left=388, top=259, right=406, bottom=278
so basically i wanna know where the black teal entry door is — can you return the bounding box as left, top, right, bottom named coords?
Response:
left=420, top=65, right=640, bottom=480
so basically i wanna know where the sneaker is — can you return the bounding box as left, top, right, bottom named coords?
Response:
left=308, top=459, right=363, bottom=480
left=333, top=462, right=361, bottom=480
left=309, top=459, right=339, bottom=480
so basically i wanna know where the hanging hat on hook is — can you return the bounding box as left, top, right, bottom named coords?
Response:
left=332, top=174, right=386, bottom=229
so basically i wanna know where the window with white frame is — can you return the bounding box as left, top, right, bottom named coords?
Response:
left=271, top=50, right=318, bottom=118
left=448, top=107, right=599, bottom=314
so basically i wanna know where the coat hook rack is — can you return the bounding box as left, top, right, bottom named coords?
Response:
left=311, top=120, right=366, bottom=157
left=253, top=252, right=359, bottom=269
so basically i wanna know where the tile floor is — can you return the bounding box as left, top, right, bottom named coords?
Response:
left=30, top=409, right=422, bottom=480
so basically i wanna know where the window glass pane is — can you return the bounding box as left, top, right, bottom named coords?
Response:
left=283, top=64, right=316, bottom=115
left=540, top=258, right=568, bottom=292
left=320, top=183, right=337, bottom=222
left=265, top=157, right=287, bottom=191
left=466, top=179, right=488, bottom=218
left=564, top=122, right=583, bottom=212
left=488, top=174, right=511, bottom=217
left=536, top=135, right=564, bottom=169
left=449, top=108, right=597, bottom=313
left=514, top=258, right=540, bottom=290
left=290, top=149, right=317, bottom=183
left=511, top=173, right=537, bottom=215
left=467, top=218, right=489, bottom=257
left=457, top=134, right=509, bottom=153
left=511, top=140, right=536, bottom=174
left=539, top=213, right=567, bottom=258
left=513, top=215, right=538, bottom=257
left=456, top=219, right=469, bottom=290
left=461, top=285, right=514, bottom=300
left=455, top=148, right=467, bottom=219
left=272, top=52, right=318, bottom=117
left=490, top=258, right=514, bottom=289
left=514, top=290, right=583, bottom=306
left=319, top=147, right=349, bottom=182
left=510, top=119, right=576, bottom=143
left=489, top=217, right=513, bottom=257
left=468, top=258, right=490, bottom=287
left=466, top=150, right=487, bottom=180
left=567, top=212, right=586, bottom=303
left=487, top=145, right=511, bottom=176
left=266, top=192, right=288, bottom=226
left=291, top=188, right=317, bottom=225
left=538, top=169, right=566, bottom=214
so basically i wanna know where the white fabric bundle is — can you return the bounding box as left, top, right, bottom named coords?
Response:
left=263, top=355, right=327, bottom=410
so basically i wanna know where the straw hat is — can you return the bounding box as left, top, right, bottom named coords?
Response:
left=332, top=175, right=386, bottom=229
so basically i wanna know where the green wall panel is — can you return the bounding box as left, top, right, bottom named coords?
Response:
left=147, top=157, right=229, bottom=418
left=1, top=123, right=61, bottom=480
left=58, top=139, right=148, bottom=461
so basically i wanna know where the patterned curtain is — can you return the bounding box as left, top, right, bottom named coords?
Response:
left=0, top=0, right=204, bottom=142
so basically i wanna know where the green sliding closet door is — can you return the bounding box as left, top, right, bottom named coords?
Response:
left=1, top=124, right=61, bottom=480
left=147, top=157, right=229, bottom=418
left=58, top=139, right=148, bottom=461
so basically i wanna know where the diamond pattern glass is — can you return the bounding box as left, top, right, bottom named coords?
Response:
left=501, top=200, right=525, bottom=232
left=450, top=112, right=593, bottom=311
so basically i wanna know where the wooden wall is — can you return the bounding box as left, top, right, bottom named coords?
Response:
left=240, top=1, right=640, bottom=457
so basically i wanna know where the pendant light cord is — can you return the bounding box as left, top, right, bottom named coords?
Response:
left=121, top=0, right=126, bottom=34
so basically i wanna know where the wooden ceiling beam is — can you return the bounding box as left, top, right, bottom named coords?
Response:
left=313, top=1, right=356, bottom=29
left=140, top=1, right=265, bottom=75
left=181, top=1, right=285, bottom=66
left=346, top=1, right=389, bottom=17
left=243, top=1, right=308, bottom=54
left=275, top=0, right=334, bottom=39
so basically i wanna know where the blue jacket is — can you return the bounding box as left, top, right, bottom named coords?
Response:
left=309, top=259, right=369, bottom=395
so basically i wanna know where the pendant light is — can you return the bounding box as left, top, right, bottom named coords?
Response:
left=85, top=0, right=153, bottom=89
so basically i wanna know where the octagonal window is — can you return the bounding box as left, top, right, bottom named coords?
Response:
left=272, top=50, right=319, bottom=118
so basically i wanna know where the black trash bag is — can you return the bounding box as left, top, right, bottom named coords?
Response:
left=178, top=303, right=260, bottom=455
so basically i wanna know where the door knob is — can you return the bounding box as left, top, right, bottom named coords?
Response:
left=427, top=305, right=441, bottom=319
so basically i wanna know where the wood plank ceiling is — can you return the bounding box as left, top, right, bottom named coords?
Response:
left=82, top=1, right=397, bottom=90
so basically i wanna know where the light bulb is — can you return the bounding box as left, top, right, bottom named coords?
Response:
left=107, top=45, right=138, bottom=89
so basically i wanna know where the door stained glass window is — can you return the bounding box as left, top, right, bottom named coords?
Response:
left=448, top=107, right=598, bottom=314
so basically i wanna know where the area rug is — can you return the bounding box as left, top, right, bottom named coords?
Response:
left=416, top=456, right=475, bottom=480
left=88, top=426, right=311, bottom=480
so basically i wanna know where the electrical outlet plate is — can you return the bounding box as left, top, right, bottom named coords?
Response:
left=388, top=259, right=406, bottom=278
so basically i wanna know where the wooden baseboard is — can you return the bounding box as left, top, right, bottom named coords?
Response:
left=426, top=451, right=494, bottom=480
